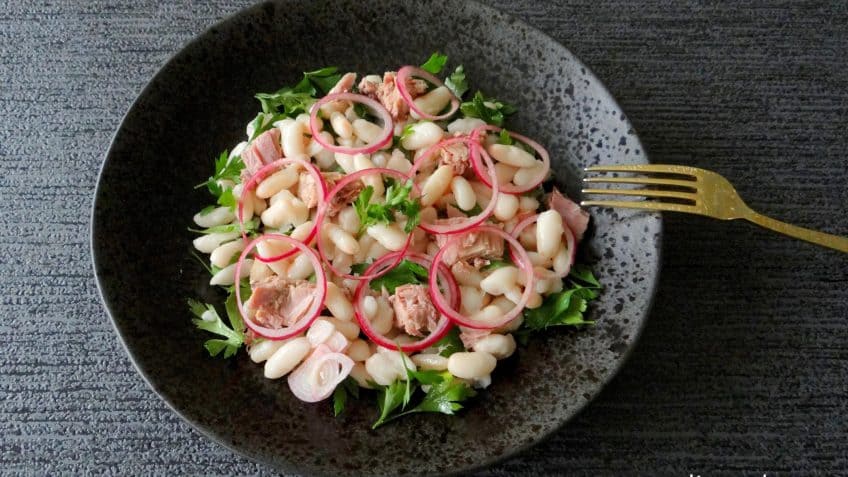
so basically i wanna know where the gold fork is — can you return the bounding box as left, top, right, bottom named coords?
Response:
left=581, top=164, right=848, bottom=253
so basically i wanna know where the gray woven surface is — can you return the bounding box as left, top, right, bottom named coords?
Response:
left=1, top=0, right=845, bottom=475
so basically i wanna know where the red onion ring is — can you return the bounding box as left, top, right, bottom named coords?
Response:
left=396, top=66, right=460, bottom=121
left=315, top=167, right=418, bottom=280
left=510, top=213, right=576, bottom=279
left=238, top=156, right=327, bottom=262
left=429, top=225, right=535, bottom=330
left=309, top=92, right=393, bottom=155
left=353, top=251, right=458, bottom=352
left=469, top=125, right=551, bottom=195
left=234, top=233, right=327, bottom=340
left=410, top=137, right=501, bottom=235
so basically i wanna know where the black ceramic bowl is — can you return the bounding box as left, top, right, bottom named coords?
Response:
left=92, top=1, right=661, bottom=475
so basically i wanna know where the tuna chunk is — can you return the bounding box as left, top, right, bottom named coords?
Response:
left=241, top=128, right=282, bottom=175
left=327, top=72, right=357, bottom=95
left=547, top=188, right=589, bottom=240
left=297, top=171, right=352, bottom=211
left=390, top=284, right=440, bottom=337
left=439, top=140, right=470, bottom=176
left=326, top=176, right=364, bottom=217
left=357, top=72, right=428, bottom=122
left=246, top=276, right=317, bottom=329
left=459, top=327, right=490, bottom=349
left=434, top=220, right=505, bottom=265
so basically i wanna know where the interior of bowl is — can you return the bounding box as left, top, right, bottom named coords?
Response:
left=91, top=0, right=661, bottom=475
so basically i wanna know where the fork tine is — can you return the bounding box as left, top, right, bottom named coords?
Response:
left=585, top=164, right=701, bottom=177
left=581, top=188, right=696, bottom=200
left=583, top=176, right=696, bottom=188
left=580, top=199, right=700, bottom=214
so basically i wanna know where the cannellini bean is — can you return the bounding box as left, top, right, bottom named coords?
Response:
left=473, top=334, right=516, bottom=360
left=371, top=297, right=394, bottom=334
left=282, top=121, right=306, bottom=157
left=269, top=189, right=295, bottom=207
left=256, top=240, right=288, bottom=275
left=366, top=223, right=408, bottom=252
left=503, top=285, right=524, bottom=305
left=231, top=141, right=248, bottom=158
left=412, top=86, right=452, bottom=117
left=325, top=282, right=354, bottom=321
left=332, top=252, right=353, bottom=275
left=193, top=232, right=239, bottom=254
left=264, top=337, right=311, bottom=379
left=322, top=316, right=359, bottom=340
left=371, top=151, right=389, bottom=167
left=493, top=193, right=520, bottom=221
left=401, top=121, right=444, bottom=150
left=330, top=111, right=353, bottom=139
left=490, top=296, right=515, bottom=314
left=353, top=154, right=384, bottom=197
left=352, top=119, right=383, bottom=144
left=519, top=224, right=537, bottom=249
left=249, top=339, right=286, bottom=363
left=253, top=194, right=267, bottom=214
left=412, top=353, right=449, bottom=371
left=286, top=252, right=314, bottom=280
left=450, top=176, right=476, bottom=211
left=420, top=164, right=454, bottom=207
left=549, top=278, right=564, bottom=293
left=210, top=259, right=252, bottom=286
left=519, top=196, right=540, bottom=212
left=193, top=207, right=234, bottom=228
left=210, top=239, right=245, bottom=268
left=480, top=266, right=519, bottom=295
left=325, top=224, right=359, bottom=255
left=536, top=210, right=564, bottom=258
left=349, top=362, right=374, bottom=388
left=307, top=319, right=336, bottom=346
left=420, top=206, right=438, bottom=224
left=497, top=315, right=524, bottom=333
left=250, top=259, right=273, bottom=284
left=344, top=103, right=360, bottom=122
left=448, top=352, right=497, bottom=380
left=312, top=132, right=337, bottom=169
left=337, top=206, right=360, bottom=234
left=526, top=291, right=543, bottom=309
left=296, top=113, right=313, bottom=129
left=365, top=353, right=402, bottom=386
left=255, top=167, right=298, bottom=198
left=487, top=144, right=538, bottom=168
left=358, top=297, right=377, bottom=320
left=334, top=152, right=356, bottom=173
left=261, top=198, right=308, bottom=228
left=355, top=234, right=375, bottom=263
left=471, top=305, right=504, bottom=326
left=528, top=251, right=553, bottom=268
left=447, top=117, right=486, bottom=135
left=290, top=220, right=314, bottom=242
left=347, top=339, right=371, bottom=362
left=451, top=262, right=484, bottom=287
left=366, top=240, right=390, bottom=261
left=386, top=149, right=412, bottom=174
left=494, top=163, right=518, bottom=185
left=553, top=243, right=572, bottom=276
left=377, top=350, right=416, bottom=374
left=513, top=163, right=546, bottom=187
left=470, top=180, right=492, bottom=207
left=238, top=187, right=254, bottom=222
left=460, top=286, right=485, bottom=314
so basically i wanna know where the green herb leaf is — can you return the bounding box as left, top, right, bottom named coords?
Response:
left=498, top=129, right=514, bottom=145
left=189, top=218, right=259, bottom=235
left=333, top=385, right=347, bottom=416
left=188, top=298, right=244, bottom=358
left=460, top=91, right=516, bottom=127
left=372, top=380, right=407, bottom=429
left=409, top=372, right=476, bottom=415
left=444, top=65, right=469, bottom=98
left=521, top=282, right=599, bottom=333
left=569, top=264, right=601, bottom=288
left=420, top=52, right=448, bottom=74
left=254, top=90, right=317, bottom=118
left=350, top=261, right=371, bottom=275
left=196, top=150, right=245, bottom=198
left=432, top=327, right=464, bottom=357
left=303, top=66, right=343, bottom=95
left=352, top=180, right=421, bottom=233
left=368, top=259, right=429, bottom=293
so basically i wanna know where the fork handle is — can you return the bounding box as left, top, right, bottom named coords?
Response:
left=744, top=211, right=848, bottom=253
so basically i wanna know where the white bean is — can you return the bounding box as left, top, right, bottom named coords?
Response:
left=386, top=149, right=412, bottom=174
left=480, top=266, right=518, bottom=295
left=460, top=285, right=485, bottom=315
left=412, top=86, right=452, bottom=117
left=371, top=297, right=394, bottom=334
left=471, top=305, right=505, bottom=326
left=450, top=176, right=476, bottom=211
left=264, top=337, right=311, bottom=379
left=337, top=207, right=361, bottom=235
left=252, top=193, right=267, bottom=215
left=527, top=251, right=553, bottom=268
left=249, top=339, right=286, bottom=363
left=447, top=117, right=486, bottom=135
left=193, top=207, right=234, bottom=228
left=330, top=111, right=353, bottom=139
left=256, top=167, right=298, bottom=198
left=470, top=181, right=493, bottom=207
left=513, top=163, right=545, bottom=187
left=282, top=121, right=306, bottom=157
left=412, top=353, right=449, bottom=371
left=286, top=252, right=314, bottom=280
left=487, top=144, right=537, bottom=168
left=250, top=259, right=273, bottom=284
left=210, top=259, right=252, bottom=286
left=352, top=119, right=383, bottom=144
left=472, top=334, right=516, bottom=359
left=519, top=196, right=540, bottom=212
left=344, top=103, right=360, bottom=122
left=290, top=220, right=314, bottom=242
left=231, top=141, right=248, bottom=158
left=519, top=223, right=537, bottom=250
left=358, top=296, right=377, bottom=320
left=269, top=189, right=295, bottom=207
left=312, top=132, right=337, bottom=169
left=497, top=315, right=524, bottom=333
left=420, top=164, right=454, bottom=207
left=447, top=352, right=497, bottom=380
left=325, top=282, right=354, bottom=321
left=366, top=223, right=408, bottom=252
left=553, top=243, right=572, bottom=276
left=210, top=239, right=245, bottom=268
left=536, top=210, right=564, bottom=258
left=490, top=296, right=515, bottom=314
left=401, top=121, right=444, bottom=150
left=493, top=193, right=520, bottom=221
left=365, top=353, right=402, bottom=386
left=261, top=199, right=308, bottom=229
left=355, top=234, right=375, bottom=262
left=494, top=163, right=518, bottom=185
left=193, top=232, right=239, bottom=254
left=347, top=339, right=371, bottom=362
left=349, top=362, right=375, bottom=388
left=324, top=224, right=359, bottom=256
left=306, top=319, right=336, bottom=346
left=238, top=186, right=254, bottom=222
left=332, top=252, right=353, bottom=275
left=334, top=152, right=356, bottom=173
left=451, top=262, right=484, bottom=287
left=353, top=154, right=384, bottom=197
left=256, top=239, right=289, bottom=275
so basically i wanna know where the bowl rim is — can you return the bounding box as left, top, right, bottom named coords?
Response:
left=90, top=1, right=662, bottom=475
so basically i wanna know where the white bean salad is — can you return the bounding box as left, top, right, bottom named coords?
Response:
left=188, top=53, right=601, bottom=427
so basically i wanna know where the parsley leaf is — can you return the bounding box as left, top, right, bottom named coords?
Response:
left=255, top=66, right=342, bottom=116
left=421, top=52, right=448, bottom=74
left=570, top=264, right=601, bottom=288
left=432, top=327, right=464, bottom=357
left=444, top=65, right=469, bottom=98
left=196, top=150, right=245, bottom=198
left=188, top=297, right=244, bottom=358
left=372, top=380, right=407, bottom=428
left=408, top=373, right=476, bottom=415
left=498, top=129, right=514, bottom=145
left=333, top=377, right=360, bottom=417
left=350, top=261, right=371, bottom=275
left=460, top=91, right=516, bottom=127
left=189, top=217, right=259, bottom=235
left=353, top=180, right=421, bottom=233
left=303, top=66, right=343, bottom=95
left=518, top=267, right=602, bottom=342
left=248, top=111, right=288, bottom=141
left=368, top=259, right=428, bottom=293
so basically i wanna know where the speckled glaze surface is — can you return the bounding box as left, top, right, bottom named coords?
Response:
left=91, top=0, right=660, bottom=475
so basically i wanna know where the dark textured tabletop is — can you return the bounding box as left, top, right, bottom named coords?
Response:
left=2, top=1, right=846, bottom=475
